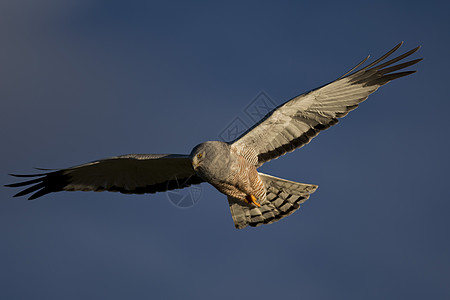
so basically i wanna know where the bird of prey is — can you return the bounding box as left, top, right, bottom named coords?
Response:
left=6, top=42, right=422, bottom=229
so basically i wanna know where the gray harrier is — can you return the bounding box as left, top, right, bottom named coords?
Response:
left=6, top=42, right=422, bottom=229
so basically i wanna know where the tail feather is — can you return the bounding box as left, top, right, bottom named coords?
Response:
left=228, top=173, right=318, bottom=229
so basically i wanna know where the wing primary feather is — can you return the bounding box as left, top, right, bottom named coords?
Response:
left=373, top=46, right=421, bottom=71
left=8, top=173, right=48, bottom=178
left=338, top=55, right=370, bottom=79
left=28, top=188, right=54, bottom=200
left=378, top=58, right=423, bottom=75
left=357, top=41, right=403, bottom=71
left=365, top=71, right=416, bottom=86
left=5, top=177, right=43, bottom=187
left=13, top=182, right=46, bottom=198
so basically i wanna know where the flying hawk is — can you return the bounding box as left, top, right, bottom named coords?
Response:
left=6, top=42, right=422, bottom=229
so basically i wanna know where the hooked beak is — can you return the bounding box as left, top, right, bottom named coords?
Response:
left=191, top=156, right=199, bottom=171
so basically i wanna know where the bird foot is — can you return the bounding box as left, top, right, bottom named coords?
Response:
left=245, top=194, right=261, bottom=207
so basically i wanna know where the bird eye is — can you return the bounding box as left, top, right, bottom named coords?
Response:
left=197, top=153, right=203, bottom=159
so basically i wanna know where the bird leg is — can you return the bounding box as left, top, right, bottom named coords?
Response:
left=245, top=194, right=261, bottom=207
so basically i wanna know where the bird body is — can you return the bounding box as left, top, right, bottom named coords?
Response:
left=6, top=42, right=422, bottom=229
left=191, top=141, right=266, bottom=206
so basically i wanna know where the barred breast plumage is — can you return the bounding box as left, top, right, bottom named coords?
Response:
left=228, top=145, right=266, bottom=203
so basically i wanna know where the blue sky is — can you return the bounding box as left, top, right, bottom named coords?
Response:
left=1, top=1, right=449, bottom=299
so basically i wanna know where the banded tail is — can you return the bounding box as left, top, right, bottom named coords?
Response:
left=228, top=173, right=318, bottom=229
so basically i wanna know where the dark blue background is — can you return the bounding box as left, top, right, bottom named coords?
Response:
left=1, top=1, right=449, bottom=299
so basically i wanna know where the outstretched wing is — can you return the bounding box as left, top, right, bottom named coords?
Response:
left=6, top=154, right=204, bottom=200
left=232, top=42, right=422, bottom=166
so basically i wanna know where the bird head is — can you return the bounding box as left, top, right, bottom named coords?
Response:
left=189, top=141, right=231, bottom=180
left=191, top=149, right=204, bottom=171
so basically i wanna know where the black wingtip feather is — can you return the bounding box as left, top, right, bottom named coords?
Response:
left=339, top=55, right=370, bottom=79
left=365, top=71, right=417, bottom=86
left=6, top=170, right=70, bottom=200
left=8, top=173, right=47, bottom=178
left=5, top=177, right=43, bottom=187
left=12, top=182, right=46, bottom=198
left=28, top=189, right=53, bottom=200
left=345, top=43, right=422, bottom=81
left=373, top=46, right=422, bottom=71
left=348, top=43, right=421, bottom=88
left=379, top=58, right=423, bottom=75
left=362, top=42, right=404, bottom=70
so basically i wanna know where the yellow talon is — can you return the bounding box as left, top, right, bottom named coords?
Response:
left=245, top=194, right=261, bottom=207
